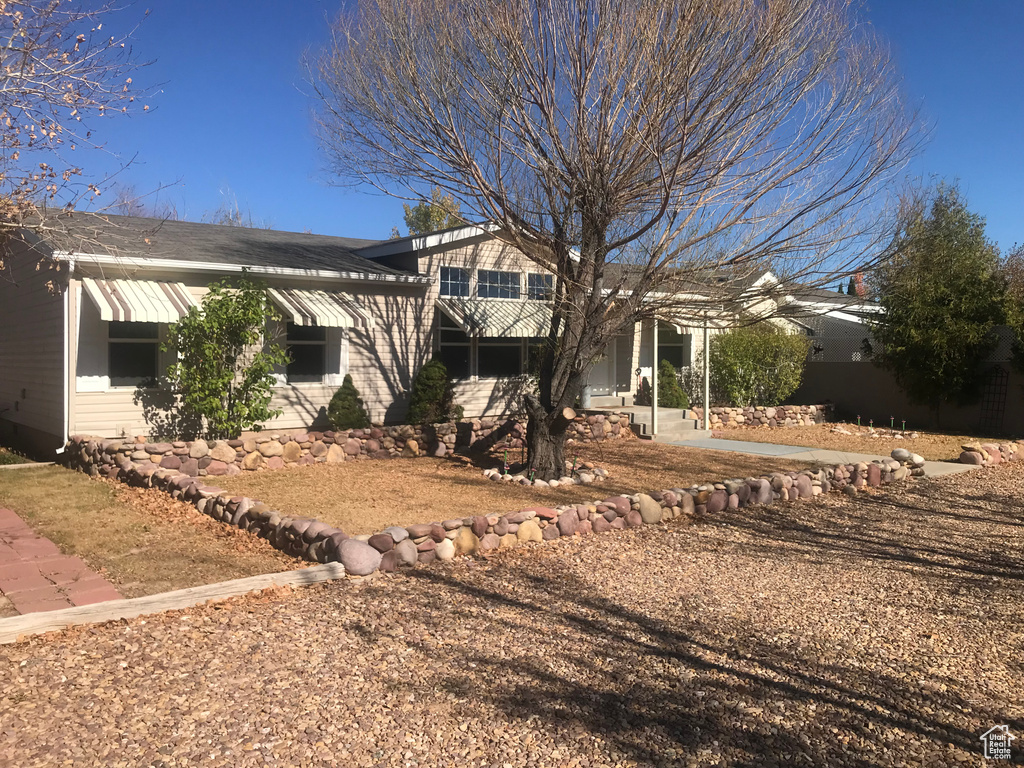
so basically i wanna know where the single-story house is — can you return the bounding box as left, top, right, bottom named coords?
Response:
left=3, top=214, right=750, bottom=455
left=6, top=212, right=901, bottom=455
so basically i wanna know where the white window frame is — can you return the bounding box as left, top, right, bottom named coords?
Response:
left=285, top=322, right=328, bottom=385
left=476, top=337, right=524, bottom=379
left=437, top=313, right=472, bottom=379
left=439, top=266, right=470, bottom=297
left=107, top=321, right=161, bottom=390
left=526, top=273, right=553, bottom=301
left=657, top=322, right=692, bottom=369
left=477, top=269, right=521, bottom=299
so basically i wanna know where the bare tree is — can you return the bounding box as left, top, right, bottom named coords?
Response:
left=309, top=0, right=919, bottom=478
left=0, top=1, right=147, bottom=266
left=110, top=182, right=181, bottom=220
left=202, top=186, right=272, bottom=229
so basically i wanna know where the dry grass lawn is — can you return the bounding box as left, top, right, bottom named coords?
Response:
left=0, top=466, right=305, bottom=598
left=716, top=422, right=1008, bottom=461
left=216, top=440, right=810, bottom=534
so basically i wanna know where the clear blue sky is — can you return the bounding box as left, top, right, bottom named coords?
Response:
left=84, top=0, right=1023, bottom=251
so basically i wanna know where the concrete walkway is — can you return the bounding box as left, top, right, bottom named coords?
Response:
left=666, top=437, right=979, bottom=477
left=0, top=508, right=121, bottom=615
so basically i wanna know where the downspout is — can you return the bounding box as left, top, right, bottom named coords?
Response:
left=651, top=320, right=658, bottom=437
left=702, top=319, right=710, bottom=431
left=55, top=256, right=75, bottom=454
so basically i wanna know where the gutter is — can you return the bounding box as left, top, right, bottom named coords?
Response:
left=53, top=251, right=432, bottom=286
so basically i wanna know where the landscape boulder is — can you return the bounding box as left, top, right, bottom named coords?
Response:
left=337, top=540, right=382, bottom=576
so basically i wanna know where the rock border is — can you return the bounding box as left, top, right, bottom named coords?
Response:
left=62, top=436, right=929, bottom=579
left=64, top=412, right=634, bottom=480
left=694, top=403, right=831, bottom=429
left=958, top=441, right=1022, bottom=466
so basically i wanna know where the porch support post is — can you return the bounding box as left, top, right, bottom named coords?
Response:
left=651, top=320, right=658, bottom=437
left=702, top=320, right=710, bottom=430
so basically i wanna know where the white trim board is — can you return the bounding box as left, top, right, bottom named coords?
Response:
left=0, top=563, right=347, bottom=645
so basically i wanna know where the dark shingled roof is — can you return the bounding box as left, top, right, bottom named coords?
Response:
left=46, top=213, right=413, bottom=278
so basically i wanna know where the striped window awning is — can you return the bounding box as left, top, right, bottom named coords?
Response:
left=436, top=297, right=553, bottom=338
left=268, top=288, right=374, bottom=328
left=82, top=278, right=198, bottom=323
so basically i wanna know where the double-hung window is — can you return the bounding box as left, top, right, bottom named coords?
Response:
left=526, top=273, right=553, bottom=301
left=437, top=313, right=471, bottom=378
left=108, top=322, right=159, bottom=388
left=440, top=267, right=470, bottom=297
left=286, top=323, right=327, bottom=383
left=477, top=270, right=520, bottom=299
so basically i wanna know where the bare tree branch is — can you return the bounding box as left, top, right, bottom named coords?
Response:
left=307, top=0, right=921, bottom=476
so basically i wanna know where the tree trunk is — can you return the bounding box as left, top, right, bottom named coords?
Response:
left=524, top=394, right=576, bottom=481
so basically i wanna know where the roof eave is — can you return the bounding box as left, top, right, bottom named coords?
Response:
left=356, top=223, right=502, bottom=259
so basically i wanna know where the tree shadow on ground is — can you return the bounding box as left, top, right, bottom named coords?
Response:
left=712, top=484, right=1024, bottom=589
left=380, top=560, right=1004, bottom=767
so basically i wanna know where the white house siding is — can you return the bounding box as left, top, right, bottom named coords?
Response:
left=413, top=239, right=556, bottom=420
left=72, top=270, right=206, bottom=438
left=0, top=245, right=68, bottom=452
left=69, top=266, right=425, bottom=437
left=318, top=283, right=431, bottom=426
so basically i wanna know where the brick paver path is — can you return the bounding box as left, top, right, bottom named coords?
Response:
left=0, top=508, right=121, bottom=614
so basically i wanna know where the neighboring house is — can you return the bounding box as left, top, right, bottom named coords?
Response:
left=780, top=282, right=1024, bottom=433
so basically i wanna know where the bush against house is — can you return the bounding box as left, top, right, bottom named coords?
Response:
left=657, top=360, right=689, bottom=410
left=708, top=324, right=810, bottom=407
left=635, top=360, right=690, bottom=409
left=328, top=374, right=371, bottom=430
left=406, top=357, right=463, bottom=425
left=164, top=276, right=289, bottom=440
left=870, top=184, right=1004, bottom=412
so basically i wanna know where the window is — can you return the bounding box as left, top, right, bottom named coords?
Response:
left=437, top=313, right=470, bottom=378
left=286, top=323, right=326, bottom=383
left=657, top=322, right=692, bottom=369
left=439, top=266, right=470, bottom=297
left=478, top=339, right=523, bottom=377
left=109, top=322, right=159, bottom=387
left=477, top=270, right=521, bottom=299
left=527, top=273, right=553, bottom=301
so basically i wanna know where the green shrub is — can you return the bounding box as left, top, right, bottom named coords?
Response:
left=709, top=324, right=809, bottom=406
left=328, top=374, right=371, bottom=429
left=633, top=361, right=690, bottom=409
left=407, top=357, right=462, bottom=424
left=658, top=359, right=689, bottom=409
left=163, top=275, right=288, bottom=440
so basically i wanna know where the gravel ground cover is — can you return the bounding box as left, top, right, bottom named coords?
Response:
left=214, top=440, right=807, bottom=534
left=2, top=462, right=1021, bottom=767
left=0, top=466, right=305, bottom=598
left=716, top=423, right=1007, bottom=461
